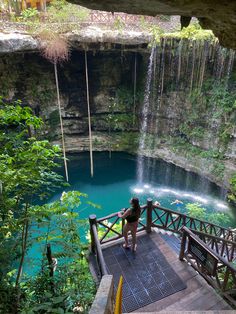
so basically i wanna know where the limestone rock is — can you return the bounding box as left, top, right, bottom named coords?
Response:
left=0, top=33, right=39, bottom=53
left=68, top=0, right=236, bottom=49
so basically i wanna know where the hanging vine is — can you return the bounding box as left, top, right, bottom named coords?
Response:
left=41, top=34, right=69, bottom=181
left=85, top=50, right=94, bottom=177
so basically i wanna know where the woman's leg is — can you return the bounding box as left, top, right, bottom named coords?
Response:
left=130, top=222, right=138, bottom=251
left=123, top=223, right=130, bottom=247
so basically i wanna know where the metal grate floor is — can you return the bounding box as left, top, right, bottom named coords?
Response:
left=103, top=234, right=187, bottom=313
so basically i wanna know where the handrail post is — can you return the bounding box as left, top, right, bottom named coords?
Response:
left=179, top=228, right=187, bottom=261
left=146, top=198, right=153, bottom=234
left=89, top=214, right=97, bottom=253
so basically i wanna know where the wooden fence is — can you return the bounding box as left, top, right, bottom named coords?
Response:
left=180, top=226, right=236, bottom=306
left=89, top=198, right=236, bottom=305
left=92, top=199, right=236, bottom=246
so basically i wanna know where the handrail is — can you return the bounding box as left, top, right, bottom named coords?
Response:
left=96, top=202, right=150, bottom=244
left=181, top=227, right=236, bottom=273
left=153, top=204, right=234, bottom=234
left=96, top=204, right=147, bottom=222
left=92, top=224, right=108, bottom=276
left=188, top=228, right=236, bottom=263
left=180, top=226, right=236, bottom=306
left=89, top=200, right=236, bottom=306
left=152, top=204, right=236, bottom=240
left=190, top=228, right=236, bottom=246
left=89, top=215, right=108, bottom=278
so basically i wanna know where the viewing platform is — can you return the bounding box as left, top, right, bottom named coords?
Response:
left=88, top=199, right=236, bottom=313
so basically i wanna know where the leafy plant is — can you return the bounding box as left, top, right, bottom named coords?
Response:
left=227, top=174, right=236, bottom=204
left=185, top=203, right=206, bottom=220
left=0, top=98, right=96, bottom=312
left=165, top=23, right=215, bottom=41
left=20, top=8, right=39, bottom=21
left=113, top=16, right=125, bottom=33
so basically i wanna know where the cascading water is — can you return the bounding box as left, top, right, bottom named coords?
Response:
left=136, top=38, right=235, bottom=190
left=137, top=47, right=156, bottom=183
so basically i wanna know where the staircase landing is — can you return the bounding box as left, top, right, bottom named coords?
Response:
left=102, top=230, right=233, bottom=313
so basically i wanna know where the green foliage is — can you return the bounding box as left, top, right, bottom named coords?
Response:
left=230, top=174, right=236, bottom=195
left=47, top=0, right=89, bottom=24
left=227, top=174, right=236, bottom=204
left=20, top=8, right=39, bottom=21
left=24, top=259, right=95, bottom=313
left=165, top=23, right=215, bottom=41
left=114, top=132, right=139, bottom=152
left=185, top=203, right=231, bottom=227
left=207, top=212, right=231, bottom=227
left=21, top=191, right=96, bottom=313
left=211, top=162, right=225, bottom=180
left=185, top=203, right=206, bottom=220
left=170, top=137, right=226, bottom=180
left=0, top=98, right=96, bottom=312
left=149, top=25, right=164, bottom=46
left=113, top=16, right=125, bottom=33
left=179, top=123, right=205, bottom=140
left=206, top=82, right=236, bottom=115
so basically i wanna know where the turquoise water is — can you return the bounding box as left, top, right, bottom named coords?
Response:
left=26, top=152, right=236, bottom=274
left=52, top=152, right=235, bottom=221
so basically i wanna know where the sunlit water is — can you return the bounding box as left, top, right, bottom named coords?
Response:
left=26, top=152, right=236, bottom=274
left=53, top=152, right=235, bottom=220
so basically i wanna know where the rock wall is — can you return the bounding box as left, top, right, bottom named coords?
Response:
left=0, top=49, right=145, bottom=152
left=0, top=39, right=235, bottom=189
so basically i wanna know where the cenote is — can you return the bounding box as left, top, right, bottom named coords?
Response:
left=1, top=5, right=236, bottom=312
left=52, top=152, right=236, bottom=224
left=25, top=151, right=236, bottom=275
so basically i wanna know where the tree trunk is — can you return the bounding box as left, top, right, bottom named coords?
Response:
left=54, top=62, right=69, bottom=182
left=85, top=51, right=94, bottom=177
left=15, top=218, right=29, bottom=288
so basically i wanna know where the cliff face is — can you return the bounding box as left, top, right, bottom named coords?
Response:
left=0, top=36, right=235, bottom=189
left=67, top=0, right=236, bottom=50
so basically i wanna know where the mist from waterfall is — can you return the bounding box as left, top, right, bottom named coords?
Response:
left=136, top=38, right=235, bottom=186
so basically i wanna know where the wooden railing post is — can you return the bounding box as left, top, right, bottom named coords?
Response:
left=146, top=198, right=153, bottom=234
left=222, top=267, right=230, bottom=292
left=89, top=214, right=97, bottom=253
left=179, top=229, right=187, bottom=261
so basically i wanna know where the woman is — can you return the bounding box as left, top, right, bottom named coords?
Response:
left=118, top=197, right=141, bottom=252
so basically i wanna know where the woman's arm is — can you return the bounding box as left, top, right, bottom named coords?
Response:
left=118, top=208, right=131, bottom=218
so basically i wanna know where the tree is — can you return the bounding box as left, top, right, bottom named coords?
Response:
left=0, top=98, right=65, bottom=310
left=0, top=98, right=97, bottom=313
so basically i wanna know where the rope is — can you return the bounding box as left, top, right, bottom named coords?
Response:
left=85, top=51, right=94, bottom=177
left=54, top=62, right=69, bottom=182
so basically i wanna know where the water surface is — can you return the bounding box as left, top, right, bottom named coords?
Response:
left=52, top=152, right=235, bottom=223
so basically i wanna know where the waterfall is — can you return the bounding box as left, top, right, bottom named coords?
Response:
left=133, top=52, right=137, bottom=126
left=136, top=37, right=235, bottom=187
left=137, top=47, right=156, bottom=183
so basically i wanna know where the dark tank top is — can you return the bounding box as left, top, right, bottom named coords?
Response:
left=126, top=207, right=141, bottom=223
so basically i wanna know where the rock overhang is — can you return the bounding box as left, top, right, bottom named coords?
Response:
left=66, top=0, right=236, bottom=50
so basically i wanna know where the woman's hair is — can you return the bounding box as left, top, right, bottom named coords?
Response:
left=131, top=197, right=140, bottom=211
